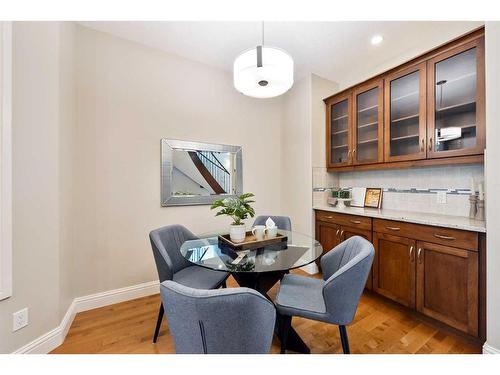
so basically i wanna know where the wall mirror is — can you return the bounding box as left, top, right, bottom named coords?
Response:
left=161, top=139, right=243, bottom=206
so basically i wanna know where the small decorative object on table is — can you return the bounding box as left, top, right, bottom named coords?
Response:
left=364, top=188, right=383, bottom=208
left=337, top=189, right=352, bottom=209
left=211, top=193, right=256, bottom=243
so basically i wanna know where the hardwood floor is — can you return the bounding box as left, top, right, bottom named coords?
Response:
left=51, top=270, right=481, bottom=354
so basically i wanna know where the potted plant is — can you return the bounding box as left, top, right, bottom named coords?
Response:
left=210, top=193, right=256, bottom=243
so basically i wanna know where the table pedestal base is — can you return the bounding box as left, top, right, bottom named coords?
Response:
left=232, top=271, right=310, bottom=354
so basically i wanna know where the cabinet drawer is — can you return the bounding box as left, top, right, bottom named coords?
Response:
left=373, top=219, right=478, bottom=251
left=316, top=210, right=372, bottom=230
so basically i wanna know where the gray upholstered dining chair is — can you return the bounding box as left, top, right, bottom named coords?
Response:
left=276, top=236, right=374, bottom=354
left=161, top=280, right=276, bottom=354
left=253, top=215, right=292, bottom=231
left=149, top=224, right=229, bottom=343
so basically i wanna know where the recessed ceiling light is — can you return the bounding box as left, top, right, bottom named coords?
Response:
left=371, top=35, right=384, bottom=45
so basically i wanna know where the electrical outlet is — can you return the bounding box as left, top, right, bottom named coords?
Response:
left=13, top=308, right=28, bottom=332
left=437, top=191, right=447, bottom=204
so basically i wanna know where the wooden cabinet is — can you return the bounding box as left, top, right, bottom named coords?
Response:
left=314, top=210, right=484, bottom=340
left=353, top=80, right=384, bottom=165
left=416, top=241, right=478, bottom=336
left=427, top=37, right=485, bottom=158
left=326, top=92, right=353, bottom=168
left=315, top=220, right=341, bottom=268
left=324, top=28, right=485, bottom=172
left=373, top=232, right=416, bottom=308
left=384, top=63, right=427, bottom=162
left=341, top=225, right=373, bottom=290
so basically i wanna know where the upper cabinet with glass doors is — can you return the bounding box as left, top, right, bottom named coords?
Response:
left=427, top=37, right=485, bottom=158
left=324, top=29, right=485, bottom=171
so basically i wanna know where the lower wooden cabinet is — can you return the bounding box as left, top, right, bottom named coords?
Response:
left=315, top=210, right=483, bottom=340
left=373, top=232, right=416, bottom=308
left=416, top=241, right=478, bottom=336
left=341, top=226, right=373, bottom=290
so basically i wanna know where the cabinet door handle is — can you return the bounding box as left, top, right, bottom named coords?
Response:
left=420, top=139, right=424, bottom=152
left=335, top=229, right=340, bottom=238
left=325, top=216, right=334, bottom=219
left=429, top=137, right=433, bottom=151
left=349, top=220, right=362, bottom=224
left=434, top=234, right=456, bottom=241
left=340, top=230, right=344, bottom=238
left=417, top=248, right=422, bottom=264
left=409, top=246, right=414, bottom=262
left=386, top=226, right=400, bottom=231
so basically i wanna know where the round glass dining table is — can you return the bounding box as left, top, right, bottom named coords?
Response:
left=180, top=229, right=323, bottom=353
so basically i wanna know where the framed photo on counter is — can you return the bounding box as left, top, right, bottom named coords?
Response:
left=364, top=188, right=383, bottom=208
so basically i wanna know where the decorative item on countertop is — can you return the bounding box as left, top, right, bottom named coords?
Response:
left=327, top=188, right=339, bottom=206
left=211, top=193, right=255, bottom=243
left=336, top=189, right=352, bottom=209
left=364, top=188, right=383, bottom=208
left=469, top=177, right=477, bottom=219
left=351, top=187, right=367, bottom=208
left=476, top=182, right=485, bottom=221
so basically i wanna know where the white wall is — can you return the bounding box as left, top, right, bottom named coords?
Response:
left=72, top=25, right=283, bottom=298
left=0, top=22, right=72, bottom=353
left=484, top=21, right=500, bottom=353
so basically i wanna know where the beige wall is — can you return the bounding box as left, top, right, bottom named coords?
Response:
left=485, top=21, right=500, bottom=353
left=71, top=25, right=283, bottom=297
left=0, top=22, right=68, bottom=353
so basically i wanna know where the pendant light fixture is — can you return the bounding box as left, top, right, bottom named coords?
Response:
left=233, top=22, right=294, bottom=98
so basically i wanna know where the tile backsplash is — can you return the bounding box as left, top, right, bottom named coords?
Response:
left=313, top=164, right=484, bottom=218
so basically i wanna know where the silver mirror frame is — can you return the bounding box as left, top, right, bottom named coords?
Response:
left=161, top=139, right=243, bottom=207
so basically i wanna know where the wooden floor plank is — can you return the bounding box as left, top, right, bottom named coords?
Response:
left=51, top=270, right=481, bottom=354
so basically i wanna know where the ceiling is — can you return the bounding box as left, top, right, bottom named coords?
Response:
left=78, top=21, right=483, bottom=86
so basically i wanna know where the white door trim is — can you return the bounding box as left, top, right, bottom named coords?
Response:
left=0, top=21, right=13, bottom=301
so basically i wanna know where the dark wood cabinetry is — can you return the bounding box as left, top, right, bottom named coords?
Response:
left=325, top=28, right=485, bottom=171
left=315, top=209, right=484, bottom=341
left=373, top=232, right=416, bottom=308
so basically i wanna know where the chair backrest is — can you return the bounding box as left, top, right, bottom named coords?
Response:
left=149, top=224, right=197, bottom=283
left=161, top=280, right=276, bottom=354
left=253, top=215, right=292, bottom=231
left=320, top=236, right=374, bottom=325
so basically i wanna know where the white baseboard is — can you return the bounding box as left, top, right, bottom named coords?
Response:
left=483, top=343, right=500, bottom=354
left=12, top=280, right=159, bottom=354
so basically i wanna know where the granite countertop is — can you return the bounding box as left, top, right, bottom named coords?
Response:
left=313, top=205, right=486, bottom=233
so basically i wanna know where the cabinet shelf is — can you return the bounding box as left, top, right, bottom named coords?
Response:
left=391, top=113, right=419, bottom=123
left=358, top=121, right=378, bottom=129
left=436, top=100, right=475, bottom=115
left=332, top=144, right=348, bottom=149
left=357, top=104, right=378, bottom=114
left=391, top=91, right=418, bottom=103
left=358, top=138, right=378, bottom=145
left=391, top=134, right=419, bottom=142
left=332, top=114, right=348, bottom=121
left=332, top=129, right=349, bottom=135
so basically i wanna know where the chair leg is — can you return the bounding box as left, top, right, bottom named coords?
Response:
left=338, top=325, right=350, bottom=354
left=152, top=303, right=164, bottom=343
left=221, top=280, right=227, bottom=288
left=280, top=315, right=292, bottom=354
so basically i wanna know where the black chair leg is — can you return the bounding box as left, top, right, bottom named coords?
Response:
left=280, top=315, right=292, bottom=354
left=339, top=325, right=350, bottom=354
left=152, top=303, right=164, bottom=343
left=221, top=280, right=227, bottom=288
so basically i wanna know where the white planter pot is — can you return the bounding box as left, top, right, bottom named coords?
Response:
left=229, top=224, right=246, bottom=243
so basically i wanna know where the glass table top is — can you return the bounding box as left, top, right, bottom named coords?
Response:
left=180, top=230, right=323, bottom=273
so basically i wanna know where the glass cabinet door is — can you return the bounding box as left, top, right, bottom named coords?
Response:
left=327, top=94, right=352, bottom=167
left=384, top=63, right=427, bottom=162
left=353, top=81, right=383, bottom=165
left=427, top=38, right=485, bottom=158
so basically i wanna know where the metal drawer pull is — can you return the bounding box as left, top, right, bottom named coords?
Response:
left=434, top=234, right=456, bottom=241
left=325, top=216, right=333, bottom=219
left=409, top=246, right=414, bottom=262
left=386, top=226, right=400, bottom=231
left=340, top=230, right=344, bottom=238
left=350, top=220, right=362, bottom=224
left=336, top=229, right=340, bottom=237
left=417, top=248, right=422, bottom=264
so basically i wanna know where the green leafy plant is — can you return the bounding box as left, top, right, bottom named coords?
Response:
left=210, top=193, right=256, bottom=225
left=338, top=190, right=351, bottom=199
